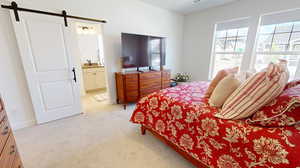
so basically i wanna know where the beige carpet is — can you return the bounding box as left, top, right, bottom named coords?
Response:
left=14, top=103, right=194, bottom=168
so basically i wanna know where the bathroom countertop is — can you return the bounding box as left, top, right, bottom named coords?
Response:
left=82, top=64, right=105, bottom=69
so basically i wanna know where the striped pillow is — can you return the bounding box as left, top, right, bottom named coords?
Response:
left=215, top=63, right=289, bottom=120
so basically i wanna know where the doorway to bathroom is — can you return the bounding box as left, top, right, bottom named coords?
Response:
left=75, top=22, right=109, bottom=113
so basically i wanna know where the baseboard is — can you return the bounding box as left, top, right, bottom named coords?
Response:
left=11, top=119, right=36, bottom=131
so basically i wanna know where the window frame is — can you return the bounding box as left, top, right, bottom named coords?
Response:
left=209, top=26, right=249, bottom=79
left=252, top=21, right=300, bottom=79
left=256, top=23, right=300, bottom=53
left=209, top=10, right=300, bottom=80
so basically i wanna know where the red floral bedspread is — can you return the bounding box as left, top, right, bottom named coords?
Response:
left=130, top=82, right=300, bottom=168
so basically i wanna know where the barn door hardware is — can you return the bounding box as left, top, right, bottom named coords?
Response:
left=62, top=10, right=68, bottom=27
left=11, top=1, right=19, bottom=22
left=1, top=1, right=107, bottom=24
left=72, top=67, right=77, bottom=83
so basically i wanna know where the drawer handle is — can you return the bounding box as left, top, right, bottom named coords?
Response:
left=10, top=149, right=16, bottom=155
left=1, top=126, right=9, bottom=135
left=10, top=145, right=15, bottom=155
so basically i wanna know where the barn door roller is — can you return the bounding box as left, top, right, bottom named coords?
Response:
left=1, top=1, right=107, bottom=26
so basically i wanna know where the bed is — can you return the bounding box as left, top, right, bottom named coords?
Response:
left=130, top=82, right=300, bottom=168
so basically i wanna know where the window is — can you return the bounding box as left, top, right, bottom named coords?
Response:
left=211, top=27, right=249, bottom=78
left=210, top=11, right=300, bottom=80
left=150, top=38, right=162, bottom=67
left=255, top=21, right=300, bottom=79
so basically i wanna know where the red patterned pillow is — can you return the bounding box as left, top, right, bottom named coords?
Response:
left=284, top=79, right=300, bottom=90
left=247, top=85, right=300, bottom=127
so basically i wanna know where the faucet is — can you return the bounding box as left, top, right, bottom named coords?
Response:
left=86, top=59, right=92, bottom=66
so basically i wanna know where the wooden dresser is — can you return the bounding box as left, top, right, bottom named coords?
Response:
left=0, top=96, right=24, bottom=168
left=115, top=70, right=171, bottom=108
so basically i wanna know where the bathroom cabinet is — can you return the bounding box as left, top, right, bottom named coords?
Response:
left=83, top=67, right=106, bottom=91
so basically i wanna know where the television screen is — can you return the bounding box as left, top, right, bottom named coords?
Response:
left=121, top=33, right=165, bottom=68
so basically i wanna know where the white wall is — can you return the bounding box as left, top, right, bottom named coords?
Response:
left=183, top=0, right=300, bottom=81
left=0, top=0, right=184, bottom=129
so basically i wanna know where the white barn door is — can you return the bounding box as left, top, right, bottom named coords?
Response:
left=11, top=12, right=82, bottom=124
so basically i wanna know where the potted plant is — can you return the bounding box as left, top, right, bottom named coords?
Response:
left=173, top=73, right=192, bottom=85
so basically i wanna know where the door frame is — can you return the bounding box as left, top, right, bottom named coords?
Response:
left=71, top=20, right=111, bottom=106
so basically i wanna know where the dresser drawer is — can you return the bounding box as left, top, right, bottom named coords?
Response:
left=126, top=90, right=139, bottom=102
left=125, top=74, right=138, bottom=91
left=139, top=72, right=161, bottom=80
left=125, top=90, right=139, bottom=102
left=162, top=79, right=170, bottom=83
left=125, top=79, right=139, bottom=92
left=162, top=70, right=170, bottom=87
left=140, top=83, right=161, bottom=91
left=162, top=81, right=170, bottom=86
left=0, top=99, right=3, bottom=112
left=126, top=95, right=139, bottom=102
left=162, top=80, right=170, bottom=89
left=125, top=82, right=138, bottom=92
left=0, top=109, right=4, bottom=124
left=0, top=100, right=4, bottom=123
left=0, top=134, right=17, bottom=168
left=125, top=73, right=138, bottom=80
left=140, top=76, right=161, bottom=89
left=0, top=117, right=11, bottom=154
left=140, top=87, right=161, bottom=97
left=162, top=83, right=170, bottom=89
left=162, top=70, right=170, bottom=77
left=12, top=151, right=23, bottom=168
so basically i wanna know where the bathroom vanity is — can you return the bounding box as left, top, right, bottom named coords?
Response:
left=82, top=65, right=106, bottom=91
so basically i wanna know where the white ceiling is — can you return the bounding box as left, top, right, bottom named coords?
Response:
left=141, top=0, right=240, bottom=14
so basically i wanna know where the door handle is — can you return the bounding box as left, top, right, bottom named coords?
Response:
left=72, top=67, right=77, bottom=83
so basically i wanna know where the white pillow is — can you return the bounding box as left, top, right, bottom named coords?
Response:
left=209, top=74, right=241, bottom=108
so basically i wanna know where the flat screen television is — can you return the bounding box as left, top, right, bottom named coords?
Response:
left=121, top=33, right=166, bottom=69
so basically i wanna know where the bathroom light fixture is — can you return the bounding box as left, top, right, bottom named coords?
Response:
left=77, top=25, right=97, bottom=34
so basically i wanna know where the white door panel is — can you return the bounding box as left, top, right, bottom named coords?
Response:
left=26, top=20, right=69, bottom=72
left=11, top=12, right=81, bottom=124
left=40, top=81, right=74, bottom=110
